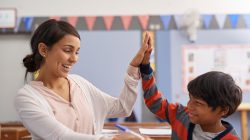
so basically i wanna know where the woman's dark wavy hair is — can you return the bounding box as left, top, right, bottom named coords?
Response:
left=23, top=19, right=80, bottom=80
left=187, top=71, right=242, bottom=118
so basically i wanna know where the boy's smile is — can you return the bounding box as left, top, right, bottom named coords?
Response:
left=187, top=94, right=226, bottom=133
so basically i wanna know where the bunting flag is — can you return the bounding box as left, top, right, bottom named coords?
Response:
left=121, top=16, right=132, bottom=30
left=85, top=16, right=96, bottom=30
left=50, top=16, right=61, bottom=21
left=215, top=15, right=226, bottom=29
left=103, top=16, right=114, bottom=30
left=160, top=15, right=171, bottom=30
left=229, top=14, right=239, bottom=28
left=174, top=15, right=182, bottom=29
left=23, top=17, right=34, bottom=31
left=202, top=15, right=213, bottom=29
left=14, top=17, right=21, bottom=32
left=2, top=14, right=250, bottom=34
left=67, top=17, right=78, bottom=27
left=243, top=14, right=250, bottom=28
left=138, top=16, right=149, bottom=30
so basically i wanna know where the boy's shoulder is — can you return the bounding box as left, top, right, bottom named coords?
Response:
left=219, top=120, right=240, bottom=140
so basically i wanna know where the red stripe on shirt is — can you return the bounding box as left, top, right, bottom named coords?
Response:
left=142, top=76, right=155, bottom=91
left=155, top=100, right=167, bottom=119
left=145, top=90, right=161, bottom=107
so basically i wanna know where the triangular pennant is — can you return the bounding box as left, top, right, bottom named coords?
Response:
left=236, top=15, right=247, bottom=28
left=174, top=15, right=182, bottom=29
left=228, top=14, right=239, bottom=28
left=103, top=16, right=114, bottom=30
left=129, top=16, right=141, bottom=30
left=14, top=17, right=21, bottom=32
left=23, top=17, right=34, bottom=31
left=111, top=17, right=123, bottom=30
left=209, top=15, right=219, bottom=29
left=160, top=15, right=171, bottom=30
left=148, top=16, right=163, bottom=30
left=121, top=16, right=132, bottom=30
left=92, top=17, right=105, bottom=30
left=67, top=17, right=78, bottom=27
left=138, top=16, right=149, bottom=30
left=50, top=16, right=61, bottom=21
left=224, top=16, right=232, bottom=29
left=75, top=17, right=88, bottom=30
left=202, top=15, right=213, bottom=29
left=215, top=15, right=226, bottom=29
left=243, top=14, right=250, bottom=28
left=85, top=16, right=96, bottom=30
left=168, top=16, right=177, bottom=30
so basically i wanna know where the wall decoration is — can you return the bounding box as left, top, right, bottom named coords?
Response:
left=182, top=45, right=250, bottom=93
left=1, top=14, right=250, bottom=34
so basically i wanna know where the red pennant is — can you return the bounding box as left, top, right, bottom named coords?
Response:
left=121, top=16, right=132, bottom=30
left=50, top=16, right=61, bottom=21
left=67, top=17, right=78, bottom=27
left=138, top=16, right=149, bottom=30
left=85, top=16, right=96, bottom=30
left=103, top=16, right=114, bottom=30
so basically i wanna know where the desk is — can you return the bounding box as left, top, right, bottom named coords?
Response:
left=19, top=122, right=171, bottom=140
left=0, top=122, right=30, bottom=140
left=104, top=122, right=171, bottom=140
left=237, top=103, right=250, bottom=140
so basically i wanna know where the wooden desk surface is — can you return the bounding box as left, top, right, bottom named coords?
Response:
left=2, top=122, right=171, bottom=140
left=237, top=103, right=250, bottom=111
left=237, top=103, right=250, bottom=140
left=104, top=122, right=171, bottom=140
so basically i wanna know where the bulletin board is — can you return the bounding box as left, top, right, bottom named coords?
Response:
left=182, top=45, right=250, bottom=93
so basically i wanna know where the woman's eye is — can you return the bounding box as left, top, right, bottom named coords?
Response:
left=64, top=49, right=71, bottom=53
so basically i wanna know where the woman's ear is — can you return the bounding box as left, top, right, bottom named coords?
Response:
left=38, top=43, right=48, bottom=57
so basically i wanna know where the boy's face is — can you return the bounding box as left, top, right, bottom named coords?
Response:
left=187, top=94, right=225, bottom=127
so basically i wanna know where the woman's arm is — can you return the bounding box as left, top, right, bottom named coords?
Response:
left=14, top=88, right=103, bottom=140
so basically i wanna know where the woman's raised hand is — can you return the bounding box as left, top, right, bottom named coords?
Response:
left=130, top=32, right=152, bottom=67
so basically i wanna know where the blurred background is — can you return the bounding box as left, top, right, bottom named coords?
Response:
left=1, top=0, right=250, bottom=139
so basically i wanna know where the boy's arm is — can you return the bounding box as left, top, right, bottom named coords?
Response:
left=140, top=63, right=179, bottom=124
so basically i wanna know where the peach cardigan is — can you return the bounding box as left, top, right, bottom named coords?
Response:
left=15, top=66, right=140, bottom=140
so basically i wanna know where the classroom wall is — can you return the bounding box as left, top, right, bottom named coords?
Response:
left=0, top=35, right=31, bottom=121
left=71, top=31, right=143, bottom=121
left=1, top=0, right=250, bottom=16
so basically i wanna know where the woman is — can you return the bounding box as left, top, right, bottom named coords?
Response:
left=15, top=19, right=152, bottom=140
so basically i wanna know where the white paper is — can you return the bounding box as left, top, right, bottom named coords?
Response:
left=101, top=129, right=119, bottom=134
left=139, top=128, right=172, bottom=135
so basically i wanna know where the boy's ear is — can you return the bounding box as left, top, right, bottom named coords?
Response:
left=38, top=43, right=48, bottom=57
left=221, top=107, right=229, bottom=117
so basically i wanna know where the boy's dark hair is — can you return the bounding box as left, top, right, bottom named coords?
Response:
left=23, top=19, right=81, bottom=80
left=187, top=71, right=242, bottom=117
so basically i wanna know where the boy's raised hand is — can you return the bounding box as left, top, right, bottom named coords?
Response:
left=130, top=32, right=152, bottom=67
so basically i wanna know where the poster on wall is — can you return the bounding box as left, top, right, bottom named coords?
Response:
left=182, top=45, right=250, bottom=93
left=142, top=31, right=156, bottom=71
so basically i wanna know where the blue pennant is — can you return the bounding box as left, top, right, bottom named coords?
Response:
left=160, top=15, right=171, bottom=30
left=202, top=15, right=212, bottom=29
left=23, top=17, right=34, bottom=31
left=229, top=14, right=239, bottom=28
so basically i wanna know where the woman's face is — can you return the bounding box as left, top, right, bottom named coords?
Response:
left=43, top=34, right=80, bottom=78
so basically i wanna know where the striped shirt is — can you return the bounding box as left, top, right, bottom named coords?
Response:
left=140, top=64, right=240, bottom=140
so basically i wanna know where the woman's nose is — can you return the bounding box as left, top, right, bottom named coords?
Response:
left=70, top=54, right=78, bottom=63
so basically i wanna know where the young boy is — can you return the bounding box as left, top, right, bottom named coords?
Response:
left=140, top=39, right=242, bottom=140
